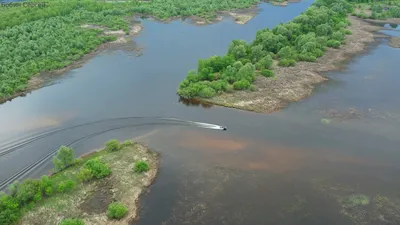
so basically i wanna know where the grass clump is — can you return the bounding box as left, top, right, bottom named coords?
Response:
left=342, top=194, right=370, bottom=208
left=260, top=69, right=274, bottom=77
left=107, top=202, right=128, bottom=220
left=134, top=161, right=150, bottom=173
left=57, top=180, right=76, bottom=193
left=121, top=140, right=134, bottom=147
left=60, top=218, right=85, bottom=225
left=105, top=139, right=120, bottom=152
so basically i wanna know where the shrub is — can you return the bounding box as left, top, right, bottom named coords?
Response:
left=233, top=79, right=250, bottom=90
left=255, top=55, right=273, bottom=70
left=298, top=54, right=317, bottom=62
left=0, top=194, right=21, bottom=225
left=53, top=146, right=75, bottom=172
left=121, top=140, right=134, bottom=148
left=8, top=181, right=19, bottom=196
left=74, top=158, right=83, bottom=165
left=198, top=87, right=216, bottom=98
left=57, top=180, right=76, bottom=193
left=60, top=218, right=85, bottom=225
left=344, top=29, right=352, bottom=35
left=40, top=175, right=54, bottom=196
left=278, top=58, right=296, bottom=67
left=84, top=158, right=111, bottom=179
left=327, top=40, right=341, bottom=48
left=225, top=84, right=234, bottom=93
left=78, top=168, right=93, bottom=182
left=105, top=139, right=120, bottom=152
left=107, top=202, right=128, bottom=219
left=15, top=179, right=42, bottom=204
left=260, top=69, right=274, bottom=77
left=135, top=161, right=149, bottom=173
left=332, top=31, right=344, bottom=42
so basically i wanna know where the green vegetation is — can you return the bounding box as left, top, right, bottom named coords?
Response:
left=107, top=202, right=129, bottom=219
left=135, top=161, right=150, bottom=173
left=60, top=218, right=85, bottom=225
left=342, top=194, right=370, bottom=208
left=0, top=0, right=260, bottom=101
left=53, top=146, right=75, bottom=172
left=178, top=0, right=354, bottom=99
left=350, top=0, right=400, bottom=20
left=105, top=139, right=121, bottom=152
left=81, top=158, right=112, bottom=179
left=0, top=139, right=139, bottom=225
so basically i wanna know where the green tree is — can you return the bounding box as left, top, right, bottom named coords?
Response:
left=53, top=146, right=75, bottom=172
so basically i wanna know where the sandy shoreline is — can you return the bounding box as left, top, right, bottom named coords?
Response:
left=199, top=16, right=386, bottom=113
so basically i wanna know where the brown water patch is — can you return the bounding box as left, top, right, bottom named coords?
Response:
left=0, top=112, right=76, bottom=134
left=176, top=130, right=249, bottom=152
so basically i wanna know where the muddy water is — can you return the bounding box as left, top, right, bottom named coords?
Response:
left=1, top=0, right=400, bottom=224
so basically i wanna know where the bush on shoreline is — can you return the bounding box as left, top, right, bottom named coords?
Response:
left=135, top=161, right=150, bottom=173
left=53, top=146, right=75, bottom=172
left=107, top=202, right=128, bottom=220
left=177, top=0, right=355, bottom=99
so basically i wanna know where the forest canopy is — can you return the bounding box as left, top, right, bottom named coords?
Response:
left=177, top=0, right=356, bottom=99
left=0, top=0, right=259, bottom=100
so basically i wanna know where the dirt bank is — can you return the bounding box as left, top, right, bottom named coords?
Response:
left=389, top=37, right=400, bottom=48
left=0, top=23, right=143, bottom=105
left=201, top=16, right=383, bottom=113
left=20, top=142, right=158, bottom=225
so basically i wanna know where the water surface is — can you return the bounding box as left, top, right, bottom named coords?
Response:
left=1, top=1, right=400, bottom=224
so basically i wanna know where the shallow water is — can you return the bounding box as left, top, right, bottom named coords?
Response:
left=1, top=0, right=400, bottom=224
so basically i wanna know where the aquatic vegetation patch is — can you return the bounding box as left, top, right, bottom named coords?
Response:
left=341, top=194, right=370, bottom=208
left=312, top=179, right=400, bottom=224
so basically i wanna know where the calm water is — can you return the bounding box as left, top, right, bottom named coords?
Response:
left=1, top=1, right=400, bottom=224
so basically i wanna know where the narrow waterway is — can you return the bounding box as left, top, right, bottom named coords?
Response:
left=1, top=0, right=400, bottom=224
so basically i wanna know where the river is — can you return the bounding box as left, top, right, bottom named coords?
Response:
left=1, top=0, right=400, bottom=224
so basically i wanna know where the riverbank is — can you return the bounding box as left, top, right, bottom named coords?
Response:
left=0, top=23, right=143, bottom=105
left=198, top=16, right=384, bottom=113
left=19, top=142, right=158, bottom=225
left=389, top=37, right=400, bottom=48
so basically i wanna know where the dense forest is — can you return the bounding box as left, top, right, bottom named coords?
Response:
left=0, top=0, right=259, bottom=100
left=177, top=0, right=356, bottom=99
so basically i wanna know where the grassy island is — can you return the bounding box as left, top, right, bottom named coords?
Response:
left=0, top=140, right=158, bottom=225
